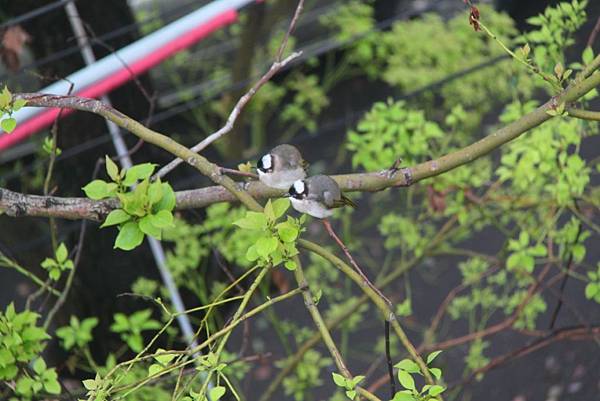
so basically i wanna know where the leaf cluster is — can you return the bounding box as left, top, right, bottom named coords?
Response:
left=83, top=157, right=176, bottom=250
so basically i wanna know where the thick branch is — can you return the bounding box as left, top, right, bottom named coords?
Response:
left=12, top=93, right=263, bottom=212
left=0, top=186, right=117, bottom=221
left=4, top=60, right=600, bottom=221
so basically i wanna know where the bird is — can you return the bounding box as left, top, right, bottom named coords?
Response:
left=288, top=174, right=356, bottom=219
left=256, top=144, right=308, bottom=190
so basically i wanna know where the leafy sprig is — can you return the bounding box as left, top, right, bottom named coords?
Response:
left=82, top=157, right=176, bottom=250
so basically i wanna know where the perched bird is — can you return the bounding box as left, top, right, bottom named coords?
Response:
left=288, top=174, right=356, bottom=219
left=257, top=144, right=308, bottom=190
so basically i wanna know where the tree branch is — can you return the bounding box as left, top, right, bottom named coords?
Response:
left=567, top=107, right=600, bottom=121
left=5, top=63, right=600, bottom=220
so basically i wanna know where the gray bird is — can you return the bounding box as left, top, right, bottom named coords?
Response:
left=257, top=144, right=308, bottom=190
left=288, top=175, right=356, bottom=218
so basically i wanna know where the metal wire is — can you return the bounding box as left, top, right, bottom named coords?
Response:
left=0, top=0, right=77, bottom=30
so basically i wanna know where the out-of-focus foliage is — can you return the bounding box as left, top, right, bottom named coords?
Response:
left=2, top=2, right=599, bottom=401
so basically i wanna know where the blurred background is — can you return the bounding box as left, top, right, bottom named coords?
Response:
left=0, top=1, right=599, bottom=401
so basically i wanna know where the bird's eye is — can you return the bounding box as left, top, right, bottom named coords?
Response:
left=289, top=180, right=305, bottom=199
left=258, top=154, right=273, bottom=172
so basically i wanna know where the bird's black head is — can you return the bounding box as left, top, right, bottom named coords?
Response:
left=257, top=154, right=273, bottom=173
left=288, top=180, right=307, bottom=199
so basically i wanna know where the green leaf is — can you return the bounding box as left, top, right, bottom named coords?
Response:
left=209, top=386, right=226, bottom=401
left=255, top=237, right=278, bottom=258
left=391, top=391, right=416, bottom=401
left=1, top=118, right=17, bottom=133
left=346, top=390, right=357, bottom=400
left=127, top=334, right=144, bottom=352
left=55, top=243, right=68, bottom=263
left=428, top=385, right=445, bottom=396
left=16, top=376, right=34, bottom=396
left=148, top=364, right=162, bottom=376
left=12, top=98, right=27, bottom=111
left=264, top=199, right=275, bottom=222
left=585, top=283, right=598, bottom=299
left=395, top=359, right=420, bottom=373
left=119, top=192, right=145, bottom=217
left=123, top=163, right=156, bottom=186
left=105, top=156, right=120, bottom=182
left=332, top=372, right=347, bottom=387
left=41, top=257, right=56, bottom=269
left=284, top=260, right=297, bottom=271
left=246, top=245, right=259, bottom=262
left=150, top=210, right=173, bottom=228
left=153, top=348, right=176, bottom=365
left=0, top=86, right=11, bottom=108
left=429, top=368, right=442, bottom=380
left=277, top=222, right=299, bottom=242
left=153, top=183, right=176, bottom=212
left=82, top=379, right=97, bottom=390
left=351, top=375, right=365, bottom=387
left=22, top=326, right=50, bottom=342
left=33, top=358, right=46, bottom=374
left=139, top=216, right=162, bottom=239
left=272, top=198, right=290, bottom=218
left=101, top=209, right=131, bottom=228
left=426, top=350, right=442, bottom=365
left=115, top=222, right=145, bottom=250
left=49, top=267, right=61, bottom=280
left=148, top=181, right=164, bottom=205
left=397, top=370, right=415, bottom=391
left=43, top=376, right=61, bottom=394
left=0, top=348, right=15, bottom=366
left=234, top=212, right=268, bottom=231
left=82, top=180, right=111, bottom=200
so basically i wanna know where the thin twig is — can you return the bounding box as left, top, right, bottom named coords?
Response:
left=154, top=51, right=301, bottom=180
left=154, top=0, right=306, bottom=180
left=384, top=320, right=396, bottom=399
left=43, top=80, right=74, bottom=251
left=0, top=253, right=60, bottom=296
left=587, top=16, right=600, bottom=48
left=220, top=167, right=258, bottom=179
left=453, top=325, right=600, bottom=390
left=548, top=218, right=582, bottom=329
left=43, top=218, right=88, bottom=329
left=567, top=107, right=600, bottom=121
left=322, top=219, right=392, bottom=307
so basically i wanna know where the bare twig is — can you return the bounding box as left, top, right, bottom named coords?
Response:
left=322, top=219, right=393, bottom=307
left=154, top=0, right=306, bottom=180
left=419, top=262, right=552, bottom=354
left=44, top=80, right=74, bottom=251
left=454, top=325, right=600, bottom=390
left=219, top=167, right=258, bottom=179
left=154, top=51, right=301, bottom=180
left=587, top=16, right=600, bottom=48
left=548, top=218, right=583, bottom=329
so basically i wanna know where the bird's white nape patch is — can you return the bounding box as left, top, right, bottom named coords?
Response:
left=293, top=180, right=305, bottom=194
left=261, top=154, right=272, bottom=170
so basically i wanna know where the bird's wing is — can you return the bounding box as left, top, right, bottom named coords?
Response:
left=323, top=191, right=357, bottom=209
left=331, top=194, right=357, bottom=209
